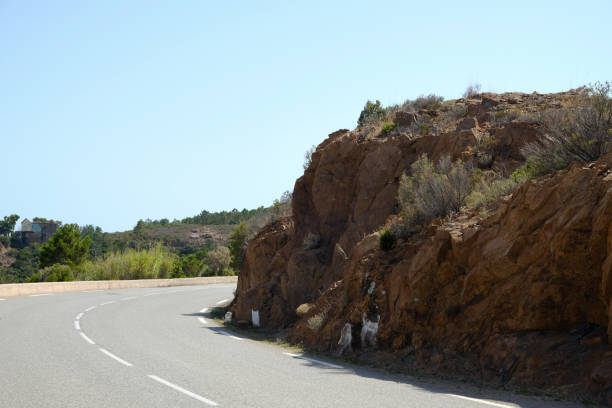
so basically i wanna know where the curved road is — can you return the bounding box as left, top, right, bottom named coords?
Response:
left=0, top=284, right=584, bottom=408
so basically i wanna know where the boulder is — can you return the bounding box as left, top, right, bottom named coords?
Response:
left=394, top=111, right=417, bottom=127
left=456, top=117, right=478, bottom=131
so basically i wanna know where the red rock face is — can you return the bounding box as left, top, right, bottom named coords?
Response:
left=232, top=118, right=541, bottom=327
left=231, top=89, right=611, bottom=403
left=231, top=126, right=509, bottom=327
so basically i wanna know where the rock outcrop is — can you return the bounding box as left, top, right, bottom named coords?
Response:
left=231, top=90, right=554, bottom=328
left=231, top=123, right=532, bottom=327
left=231, top=89, right=611, bottom=403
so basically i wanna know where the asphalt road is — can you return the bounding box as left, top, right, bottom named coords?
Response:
left=0, top=284, right=586, bottom=408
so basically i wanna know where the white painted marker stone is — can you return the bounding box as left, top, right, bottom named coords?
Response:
left=251, top=310, right=260, bottom=327
left=337, top=322, right=352, bottom=355
left=361, top=312, right=379, bottom=348
left=224, top=311, right=232, bottom=324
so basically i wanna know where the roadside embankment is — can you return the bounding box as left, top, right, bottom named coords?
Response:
left=0, top=276, right=237, bottom=297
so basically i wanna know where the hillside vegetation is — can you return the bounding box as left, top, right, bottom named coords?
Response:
left=0, top=197, right=290, bottom=283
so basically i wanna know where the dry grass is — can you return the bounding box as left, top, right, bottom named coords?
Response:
left=296, top=303, right=314, bottom=317
left=307, top=312, right=327, bottom=332
left=76, top=243, right=177, bottom=280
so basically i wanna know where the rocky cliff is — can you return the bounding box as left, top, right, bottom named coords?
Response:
left=231, top=90, right=612, bottom=403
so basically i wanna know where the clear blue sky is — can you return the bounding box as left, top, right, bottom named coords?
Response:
left=1, top=1, right=610, bottom=232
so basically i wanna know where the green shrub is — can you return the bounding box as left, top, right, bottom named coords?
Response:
left=25, top=272, right=41, bottom=283
left=41, top=264, right=74, bottom=282
left=474, top=132, right=499, bottom=168
left=511, top=161, right=540, bottom=183
left=379, top=229, right=396, bottom=251
left=171, top=262, right=185, bottom=278
left=0, top=214, right=19, bottom=237
left=401, top=94, right=444, bottom=112
left=39, top=224, right=91, bottom=268
left=399, top=155, right=472, bottom=229
left=494, top=110, right=508, bottom=121
left=414, top=94, right=444, bottom=110
left=466, top=178, right=519, bottom=209
left=446, top=103, right=468, bottom=120
left=205, top=246, right=231, bottom=276
left=1, top=245, right=40, bottom=282
left=418, top=123, right=432, bottom=135
left=493, top=109, right=521, bottom=125
left=380, top=122, right=397, bottom=136
left=77, top=243, right=177, bottom=280
left=221, top=268, right=235, bottom=276
left=521, top=81, right=612, bottom=175
left=179, top=253, right=204, bottom=277
left=396, top=153, right=526, bottom=232
left=358, top=100, right=386, bottom=126
left=0, top=236, right=9, bottom=248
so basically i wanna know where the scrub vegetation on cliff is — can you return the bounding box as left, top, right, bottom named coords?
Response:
left=380, top=82, right=612, bottom=246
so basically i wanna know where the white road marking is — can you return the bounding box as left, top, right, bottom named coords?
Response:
left=445, top=394, right=517, bottom=408
left=217, top=330, right=244, bottom=341
left=76, top=313, right=84, bottom=320
left=198, top=307, right=213, bottom=325
left=79, top=332, right=96, bottom=345
left=121, top=296, right=137, bottom=301
left=85, top=306, right=96, bottom=312
left=148, top=375, right=218, bottom=406
left=197, top=305, right=241, bottom=338
left=143, top=293, right=160, bottom=297
left=215, top=298, right=230, bottom=305
left=225, top=334, right=243, bottom=341
left=81, top=290, right=103, bottom=293
left=28, top=293, right=52, bottom=297
left=74, top=320, right=81, bottom=331
left=100, top=301, right=116, bottom=306
left=0, top=298, right=5, bottom=301
left=198, top=307, right=211, bottom=324
left=99, top=348, right=133, bottom=367
left=283, top=352, right=343, bottom=369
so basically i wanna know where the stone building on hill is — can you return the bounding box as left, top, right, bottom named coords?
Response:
left=12, top=219, right=59, bottom=247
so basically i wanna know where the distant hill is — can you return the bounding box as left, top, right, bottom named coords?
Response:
left=89, top=199, right=291, bottom=257
left=1, top=191, right=292, bottom=283
left=181, top=207, right=269, bottom=225
left=106, top=223, right=234, bottom=251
